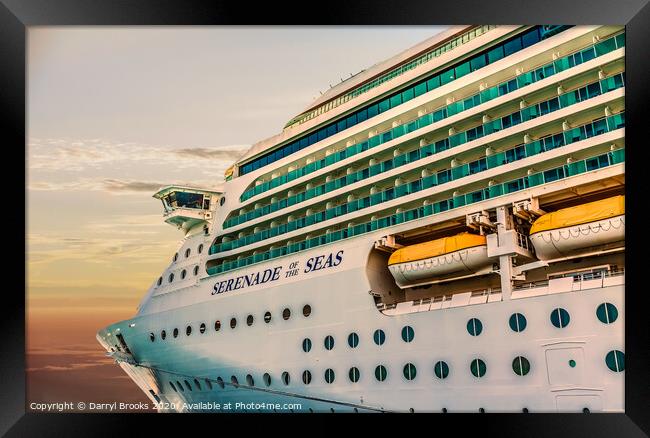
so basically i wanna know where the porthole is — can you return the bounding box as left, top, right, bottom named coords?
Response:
left=550, top=308, right=570, bottom=328
left=467, top=318, right=483, bottom=336
left=149, top=332, right=155, bottom=342
left=168, top=273, right=174, bottom=283
left=184, top=380, right=192, bottom=391
left=220, top=197, right=225, bottom=206
left=264, top=311, right=272, bottom=323
left=194, top=378, right=201, bottom=390
left=324, top=368, right=335, bottom=384
left=246, top=315, right=254, bottom=326
left=434, top=360, right=450, bottom=379
left=375, top=365, right=388, bottom=382
left=231, top=376, right=239, bottom=387
left=173, top=253, right=178, bottom=262
left=205, top=379, right=213, bottom=390
left=403, top=363, right=417, bottom=380
left=302, top=338, right=312, bottom=353
left=177, top=380, right=184, bottom=392
left=302, top=370, right=312, bottom=385
left=512, top=356, right=531, bottom=376
left=193, top=266, right=199, bottom=276
left=349, top=367, right=360, bottom=383
left=157, top=277, right=162, bottom=286
left=302, top=304, right=312, bottom=317
left=169, top=381, right=177, bottom=392
left=509, top=313, right=527, bottom=332
left=470, top=358, right=487, bottom=378
left=216, top=377, right=225, bottom=389
left=186, top=325, right=192, bottom=336
left=199, top=323, right=206, bottom=334
left=347, top=332, right=359, bottom=348
left=596, top=303, right=618, bottom=324
left=324, top=335, right=335, bottom=350
left=373, top=329, right=386, bottom=346
left=246, top=374, right=255, bottom=386
left=173, top=328, right=179, bottom=338
left=605, top=350, right=625, bottom=372
left=214, top=320, right=221, bottom=331
left=230, top=317, right=237, bottom=329
left=198, top=243, right=204, bottom=254
left=263, top=373, right=272, bottom=387
left=401, top=325, right=415, bottom=343
left=181, top=269, right=187, bottom=279
left=185, top=248, right=191, bottom=258
left=281, top=371, right=290, bottom=386
left=282, top=308, right=291, bottom=320
left=161, top=330, right=166, bottom=340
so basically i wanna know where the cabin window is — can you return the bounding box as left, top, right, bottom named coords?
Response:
left=264, top=311, right=272, bottom=323
left=347, top=332, right=359, bottom=348
left=324, top=335, right=335, bottom=350
left=302, top=370, right=312, bottom=385
left=596, top=303, right=618, bottom=324
left=214, top=320, right=221, bottom=331
left=193, top=266, right=199, bottom=276
left=181, top=269, right=187, bottom=279
left=149, top=333, right=155, bottom=342
left=466, top=318, right=483, bottom=336
left=281, top=372, right=290, bottom=386
left=605, top=350, right=625, bottom=372
left=231, top=376, right=239, bottom=387
left=302, top=338, right=312, bottom=353
left=168, top=273, right=174, bottom=283
left=470, top=358, right=487, bottom=378
left=194, top=379, right=201, bottom=390
left=246, top=374, right=255, bottom=386
left=349, top=367, right=360, bottom=383
left=512, top=356, right=531, bottom=376
left=263, top=373, right=272, bottom=386
left=199, top=323, right=206, bottom=334
left=185, top=248, right=191, bottom=258
left=401, top=326, right=415, bottom=343
left=157, top=277, right=162, bottom=286
left=550, top=308, right=571, bottom=328
left=173, top=253, right=178, bottom=262
left=198, top=243, right=204, bottom=254
left=302, top=304, right=312, bottom=317
left=324, top=368, right=335, bottom=384
left=161, top=330, right=166, bottom=340
left=375, top=365, right=388, bottom=382
left=186, top=325, right=192, bottom=336
left=282, top=308, right=291, bottom=320
left=230, top=318, right=237, bottom=329
left=509, top=313, right=527, bottom=332
left=403, top=363, right=417, bottom=380
left=434, top=361, right=449, bottom=379
left=246, top=315, right=254, bottom=326
left=173, top=328, right=179, bottom=338
left=216, top=377, right=225, bottom=389
left=373, top=329, right=386, bottom=346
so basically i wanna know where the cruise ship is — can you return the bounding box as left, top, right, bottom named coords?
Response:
left=97, top=25, right=626, bottom=413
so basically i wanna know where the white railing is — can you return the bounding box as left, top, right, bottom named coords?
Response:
left=378, top=287, right=502, bottom=315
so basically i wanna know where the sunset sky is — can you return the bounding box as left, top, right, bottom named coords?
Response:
left=26, top=26, right=445, bottom=410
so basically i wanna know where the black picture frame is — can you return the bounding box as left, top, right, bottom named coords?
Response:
left=3, top=0, right=649, bottom=435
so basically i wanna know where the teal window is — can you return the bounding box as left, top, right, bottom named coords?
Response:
left=375, top=365, right=388, bottom=382
left=324, top=335, right=335, bottom=350
left=512, top=356, right=531, bottom=376
left=373, top=329, right=386, bottom=346
left=596, top=302, right=619, bottom=324
left=401, top=325, right=415, bottom=343
left=324, top=368, right=336, bottom=384
left=467, top=318, right=483, bottom=336
left=470, top=358, right=487, bottom=378
left=550, top=308, right=571, bottom=328
left=403, top=363, right=417, bottom=380
left=302, top=338, right=312, bottom=353
left=302, top=370, right=312, bottom=385
left=348, top=332, right=360, bottom=348
left=349, top=367, right=360, bottom=383
left=281, top=371, right=290, bottom=386
left=509, top=313, right=527, bottom=332
left=434, top=361, right=450, bottom=379
left=263, top=373, right=271, bottom=386
left=605, top=350, right=625, bottom=372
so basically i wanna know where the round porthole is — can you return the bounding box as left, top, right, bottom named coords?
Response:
left=434, top=360, right=449, bottom=379
left=349, top=367, right=360, bottom=383
left=173, top=328, right=179, bottom=338
left=470, top=358, right=487, bottom=378
left=403, top=363, right=417, bottom=380
left=149, top=333, right=155, bottom=342
left=302, top=304, right=312, bottom=317
left=401, top=325, right=415, bottom=343
left=168, top=273, right=174, bottom=283
left=173, top=253, right=178, bottom=262
left=199, top=323, right=206, bottom=334
left=246, top=374, right=255, bottom=386
left=157, top=277, right=162, bottom=286
left=374, top=365, right=388, bottom=382
left=281, top=371, right=290, bottom=386
left=198, top=243, right=204, bottom=254
left=596, top=303, right=618, bottom=324
left=512, top=356, right=531, bottom=376
left=302, top=370, right=312, bottom=385
left=230, top=318, right=237, bottom=329
left=302, top=338, right=312, bottom=353
left=347, top=332, right=359, bottom=348
left=373, top=329, right=386, bottom=346
left=605, top=350, right=625, bottom=372
left=181, top=269, right=187, bottom=279
left=214, top=320, right=221, bottom=331
left=263, top=373, right=271, bottom=387
left=246, top=315, right=254, bottom=326
left=550, top=308, right=570, bottom=328
left=282, top=308, right=291, bottom=320
left=185, top=248, right=191, bottom=258
left=193, top=266, right=199, bottom=276
left=324, top=335, right=335, bottom=350
left=509, top=313, right=527, bottom=332
left=264, top=311, right=272, bottom=323
left=186, top=325, right=192, bottom=336
left=467, top=318, right=483, bottom=336
left=220, top=197, right=225, bottom=206
left=324, top=368, right=335, bottom=384
left=161, top=330, right=166, bottom=340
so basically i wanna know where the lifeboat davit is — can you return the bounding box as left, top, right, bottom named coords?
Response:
left=388, top=232, right=493, bottom=288
left=529, top=195, right=625, bottom=261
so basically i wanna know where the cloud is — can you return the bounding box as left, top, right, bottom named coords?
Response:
left=101, top=179, right=166, bottom=193
left=172, top=147, right=245, bottom=161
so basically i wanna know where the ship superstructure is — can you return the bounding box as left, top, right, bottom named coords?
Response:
left=98, top=25, right=625, bottom=413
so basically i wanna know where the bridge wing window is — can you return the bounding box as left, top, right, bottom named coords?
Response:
left=163, top=192, right=205, bottom=210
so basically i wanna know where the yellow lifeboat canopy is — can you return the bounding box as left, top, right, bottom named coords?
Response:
left=530, top=195, right=624, bottom=235
left=389, top=232, right=487, bottom=266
